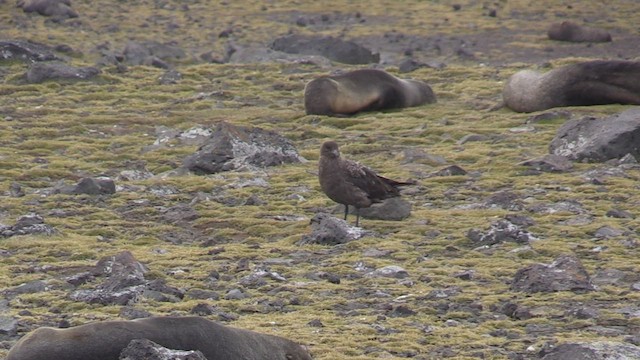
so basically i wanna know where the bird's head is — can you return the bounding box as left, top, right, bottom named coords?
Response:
left=320, top=141, right=341, bottom=159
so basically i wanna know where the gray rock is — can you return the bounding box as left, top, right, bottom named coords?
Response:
left=366, top=265, right=409, bottom=279
left=511, top=254, right=594, bottom=293
left=525, top=110, right=572, bottom=124
left=119, top=338, right=208, bottom=360
left=519, top=154, right=573, bottom=172
left=224, top=288, right=250, bottom=300
left=0, top=40, right=61, bottom=62
left=0, top=214, right=56, bottom=238
left=430, top=165, right=467, bottom=177
left=69, top=251, right=182, bottom=306
left=298, top=213, right=371, bottom=245
left=457, top=133, right=489, bottom=144
left=541, top=342, right=640, bottom=360
left=158, top=69, right=182, bottom=85
left=270, top=34, right=379, bottom=64
left=0, top=316, right=18, bottom=340
left=183, top=122, right=304, bottom=174
left=591, top=268, right=630, bottom=287
left=9, top=182, right=25, bottom=197
left=17, top=0, right=78, bottom=18
left=594, top=226, right=626, bottom=239
left=25, top=62, right=100, bottom=83
left=467, top=219, right=536, bottom=246
left=3, top=280, right=48, bottom=297
left=228, top=46, right=332, bottom=67
left=53, top=177, right=116, bottom=195
left=527, top=200, right=585, bottom=214
left=549, top=109, right=640, bottom=162
left=122, top=41, right=186, bottom=67
left=351, top=197, right=412, bottom=221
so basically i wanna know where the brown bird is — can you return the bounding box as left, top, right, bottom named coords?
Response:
left=318, top=141, right=414, bottom=226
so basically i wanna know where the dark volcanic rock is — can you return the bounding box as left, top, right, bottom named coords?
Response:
left=270, top=34, right=379, bottom=64
left=298, top=213, right=370, bottom=245
left=0, top=316, right=19, bottom=340
left=541, top=342, right=640, bottom=360
left=52, top=177, right=116, bottom=195
left=467, top=219, right=536, bottom=246
left=0, top=40, right=61, bottom=62
left=69, top=251, right=181, bottom=306
left=0, top=213, right=56, bottom=238
left=25, top=62, right=100, bottom=83
left=511, top=254, right=594, bottom=293
left=348, top=197, right=412, bottom=221
left=228, top=45, right=332, bottom=67
left=183, top=122, right=304, bottom=174
left=519, top=154, right=573, bottom=172
left=547, top=21, right=612, bottom=43
left=549, top=109, right=640, bottom=162
left=17, top=0, right=78, bottom=18
left=119, top=338, right=208, bottom=360
left=122, top=41, right=186, bottom=68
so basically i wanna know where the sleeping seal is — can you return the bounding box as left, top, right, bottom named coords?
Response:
left=503, top=60, right=640, bottom=113
left=547, top=21, right=612, bottom=43
left=6, top=316, right=312, bottom=360
left=304, top=69, right=436, bottom=116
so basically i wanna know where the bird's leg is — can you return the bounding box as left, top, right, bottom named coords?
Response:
left=344, top=204, right=349, bottom=220
left=355, top=207, right=360, bottom=227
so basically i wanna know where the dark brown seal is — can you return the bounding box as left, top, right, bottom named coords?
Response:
left=304, top=69, right=436, bottom=116
left=318, top=141, right=414, bottom=226
left=547, top=21, right=611, bottom=43
left=6, top=316, right=312, bottom=360
left=503, top=60, right=640, bottom=113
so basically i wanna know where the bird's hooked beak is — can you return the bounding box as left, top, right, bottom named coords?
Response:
left=332, top=148, right=340, bottom=158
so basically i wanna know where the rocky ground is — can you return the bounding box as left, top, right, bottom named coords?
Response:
left=1, top=0, right=640, bottom=359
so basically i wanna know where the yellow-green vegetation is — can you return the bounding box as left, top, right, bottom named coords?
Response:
left=1, top=0, right=640, bottom=359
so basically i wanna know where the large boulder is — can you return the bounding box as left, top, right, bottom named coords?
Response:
left=183, top=122, right=304, bottom=174
left=0, top=40, right=61, bottom=62
left=511, top=254, right=594, bottom=293
left=549, top=109, right=640, bottom=162
left=25, top=62, right=100, bottom=83
left=541, top=342, right=640, bottom=360
left=270, top=34, right=379, bottom=64
left=17, top=0, right=78, bottom=18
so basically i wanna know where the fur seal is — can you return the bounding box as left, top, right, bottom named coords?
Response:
left=318, top=141, right=414, bottom=226
left=503, top=60, right=640, bottom=113
left=304, top=69, right=436, bottom=116
left=6, top=316, right=312, bottom=360
left=547, top=21, right=611, bottom=43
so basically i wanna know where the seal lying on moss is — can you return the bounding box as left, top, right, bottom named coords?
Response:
left=304, top=69, right=436, bottom=116
left=547, top=21, right=611, bottom=43
left=503, top=60, right=640, bottom=113
left=7, top=316, right=312, bottom=360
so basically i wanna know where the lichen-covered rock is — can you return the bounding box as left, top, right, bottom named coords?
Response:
left=541, top=342, right=640, bottom=360
left=511, top=254, right=594, bottom=293
left=17, top=0, right=78, bottom=18
left=0, top=40, right=61, bottom=62
left=25, top=62, right=100, bottom=83
left=298, top=213, right=371, bottom=245
left=183, top=122, right=304, bottom=174
left=52, top=177, right=115, bottom=195
left=0, top=214, right=56, bottom=238
left=270, top=34, right=379, bottom=64
left=549, top=109, right=640, bottom=162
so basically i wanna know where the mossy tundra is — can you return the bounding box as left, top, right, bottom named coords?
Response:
left=1, top=0, right=640, bottom=359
